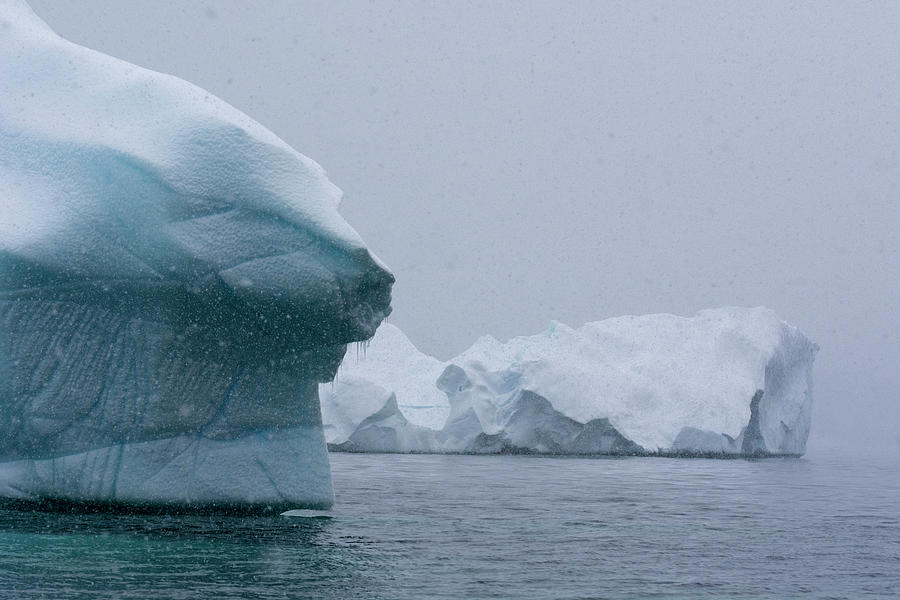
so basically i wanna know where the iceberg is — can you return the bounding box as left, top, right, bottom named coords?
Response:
left=0, top=1, right=392, bottom=511
left=332, top=394, right=438, bottom=454
left=319, top=323, right=447, bottom=444
left=324, top=308, right=817, bottom=456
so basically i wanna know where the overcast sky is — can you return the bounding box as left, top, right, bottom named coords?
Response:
left=29, top=1, right=899, bottom=456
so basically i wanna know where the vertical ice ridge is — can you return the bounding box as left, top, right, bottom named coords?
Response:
left=109, top=443, right=126, bottom=501
left=201, top=367, right=245, bottom=437
left=740, top=390, right=766, bottom=454
left=255, top=456, right=287, bottom=503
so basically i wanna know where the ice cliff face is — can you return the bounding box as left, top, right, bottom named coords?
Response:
left=0, top=1, right=392, bottom=510
left=325, top=308, right=817, bottom=456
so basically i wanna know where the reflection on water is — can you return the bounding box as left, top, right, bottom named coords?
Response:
left=0, top=502, right=386, bottom=599
left=1, top=453, right=898, bottom=599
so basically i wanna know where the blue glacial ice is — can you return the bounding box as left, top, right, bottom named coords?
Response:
left=0, top=1, right=392, bottom=510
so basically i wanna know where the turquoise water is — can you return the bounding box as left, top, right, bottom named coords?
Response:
left=1, top=453, right=898, bottom=599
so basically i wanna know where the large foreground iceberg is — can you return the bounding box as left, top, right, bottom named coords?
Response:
left=326, top=308, right=817, bottom=456
left=0, top=1, right=392, bottom=511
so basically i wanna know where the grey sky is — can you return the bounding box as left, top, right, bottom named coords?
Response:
left=29, top=1, right=899, bottom=456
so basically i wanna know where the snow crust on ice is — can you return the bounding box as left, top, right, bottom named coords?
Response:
left=0, top=1, right=392, bottom=510
left=324, top=307, right=817, bottom=456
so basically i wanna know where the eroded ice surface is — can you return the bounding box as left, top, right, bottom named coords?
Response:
left=325, top=308, right=817, bottom=456
left=0, top=1, right=392, bottom=510
left=319, top=324, right=447, bottom=444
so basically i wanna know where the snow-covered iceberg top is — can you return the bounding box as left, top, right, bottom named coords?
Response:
left=325, top=308, right=817, bottom=456
left=0, top=1, right=392, bottom=511
left=0, top=0, right=391, bottom=345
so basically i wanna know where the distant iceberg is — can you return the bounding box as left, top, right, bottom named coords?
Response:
left=0, top=1, right=392, bottom=511
left=320, top=323, right=447, bottom=444
left=325, top=308, right=817, bottom=456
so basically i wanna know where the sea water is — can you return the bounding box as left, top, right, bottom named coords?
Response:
left=0, top=453, right=897, bottom=599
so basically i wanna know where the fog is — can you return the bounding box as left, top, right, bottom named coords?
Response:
left=29, top=1, right=899, bottom=457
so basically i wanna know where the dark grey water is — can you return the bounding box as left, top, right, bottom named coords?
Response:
left=0, top=453, right=898, bottom=599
